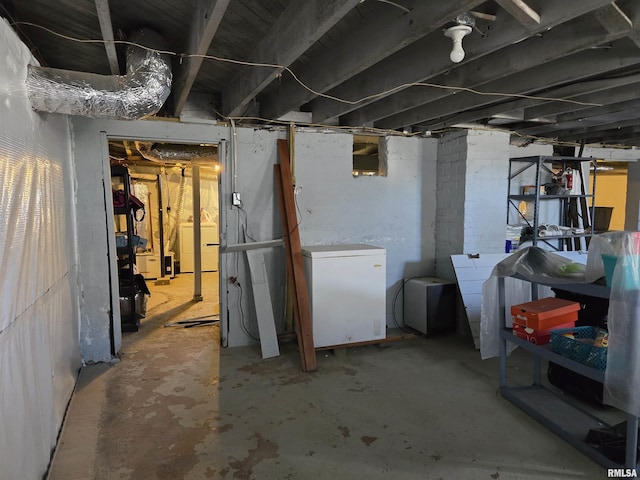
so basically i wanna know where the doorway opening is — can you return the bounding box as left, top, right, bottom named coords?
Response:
left=108, top=139, right=221, bottom=333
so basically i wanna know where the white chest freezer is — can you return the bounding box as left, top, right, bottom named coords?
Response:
left=302, top=244, right=386, bottom=348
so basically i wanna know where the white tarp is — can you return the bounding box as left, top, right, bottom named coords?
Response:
left=482, top=236, right=640, bottom=417
left=130, top=166, right=218, bottom=259
left=0, top=18, right=81, bottom=479
left=589, top=232, right=640, bottom=418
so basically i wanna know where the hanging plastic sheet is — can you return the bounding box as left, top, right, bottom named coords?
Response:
left=589, top=232, right=640, bottom=417
left=0, top=19, right=81, bottom=479
left=482, top=235, right=640, bottom=417
left=481, top=246, right=603, bottom=360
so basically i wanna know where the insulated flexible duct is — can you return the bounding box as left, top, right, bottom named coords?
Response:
left=134, top=142, right=218, bottom=163
left=26, top=28, right=172, bottom=119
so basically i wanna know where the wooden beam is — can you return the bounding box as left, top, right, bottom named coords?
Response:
left=94, top=0, right=120, bottom=75
left=495, top=0, right=540, bottom=27
left=223, top=0, right=360, bottom=117
left=517, top=98, right=640, bottom=136
left=433, top=73, right=640, bottom=129
left=379, top=44, right=640, bottom=131
left=309, top=0, right=614, bottom=124
left=171, top=0, right=230, bottom=116
left=595, top=2, right=640, bottom=48
left=595, top=2, right=633, bottom=32
left=360, top=14, right=636, bottom=130
left=259, top=0, right=485, bottom=120
left=275, top=140, right=317, bottom=372
left=557, top=125, right=640, bottom=144
left=524, top=81, right=640, bottom=120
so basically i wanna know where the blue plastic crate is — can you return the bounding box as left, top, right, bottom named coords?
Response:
left=550, top=326, right=607, bottom=371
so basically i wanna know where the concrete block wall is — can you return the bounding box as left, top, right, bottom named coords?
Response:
left=295, top=133, right=438, bottom=329
left=435, top=129, right=510, bottom=339
left=435, top=129, right=510, bottom=280
left=463, top=130, right=510, bottom=253
left=435, top=131, right=467, bottom=280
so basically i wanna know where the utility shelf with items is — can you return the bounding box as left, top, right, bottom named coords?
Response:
left=497, top=274, right=638, bottom=470
left=507, top=156, right=597, bottom=252
left=111, top=165, right=147, bottom=332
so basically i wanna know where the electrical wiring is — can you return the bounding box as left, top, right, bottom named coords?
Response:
left=391, top=277, right=423, bottom=333
left=15, top=21, right=631, bottom=148
left=230, top=209, right=260, bottom=341
left=12, top=20, right=604, bottom=110
left=235, top=281, right=259, bottom=341
left=238, top=207, right=258, bottom=242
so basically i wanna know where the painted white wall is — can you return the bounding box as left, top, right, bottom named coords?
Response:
left=0, top=19, right=81, bottom=480
left=225, top=130, right=439, bottom=344
left=72, top=120, right=438, bottom=353
left=72, top=119, right=231, bottom=360
left=435, top=130, right=468, bottom=280
left=436, top=129, right=510, bottom=280
left=464, top=130, right=511, bottom=252
left=294, top=133, right=438, bottom=329
left=509, top=142, right=553, bottom=157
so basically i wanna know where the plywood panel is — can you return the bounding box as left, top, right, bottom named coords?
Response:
left=246, top=249, right=280, bottom=359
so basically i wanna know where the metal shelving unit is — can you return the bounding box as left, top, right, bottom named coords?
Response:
left=111, top=165, right=140, bottom=332
left=507, top=156, right=598, bottom=251
left=498, top=275, right=639, bottom=469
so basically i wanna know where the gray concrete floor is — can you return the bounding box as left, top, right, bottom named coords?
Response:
left=48, top=272, right=608, bottom=480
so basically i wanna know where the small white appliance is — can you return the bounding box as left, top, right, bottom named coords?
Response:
left=403, top=277, right=456, bottom=335
left=302, top=244, right=386, bottom=348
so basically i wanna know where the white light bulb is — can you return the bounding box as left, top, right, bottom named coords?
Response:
left=450, top=41, right=466, bottom=63
left=444, top=25, right=472, bottom=64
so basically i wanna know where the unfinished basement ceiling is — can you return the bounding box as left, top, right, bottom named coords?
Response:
left=3, top=0, right=640, bottom=147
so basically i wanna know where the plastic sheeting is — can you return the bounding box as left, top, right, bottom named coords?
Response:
left=128, top=166, right=219, bottom=260
left=589, top=232, right=640, bottom=417
left=26, top=28, right=171, bottom=119
left=480, top=247, right=596, bottom=359
left=482, top=236, right=640, bottom=417
left=0, top=18, right=81, bottom=479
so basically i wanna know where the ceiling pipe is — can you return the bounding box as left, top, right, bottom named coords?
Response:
left=26, top=28, right=172, bottom=119
left=134, top=141, right=218, bottom=163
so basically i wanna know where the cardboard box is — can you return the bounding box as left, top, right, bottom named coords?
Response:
left=511, top=297, right=580, bottom=331
left=513, top=321, right=575, bottom=345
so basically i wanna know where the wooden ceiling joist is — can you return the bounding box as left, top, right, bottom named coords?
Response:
left=94, top=0, right=120, bottom=75
left=258, top=0, right=485, bottom=120
left=309, top=0, right=615, bottom=124
left=171, top=0, right=231, bottom=116
left=222, top=0, right=361, bottom=118
left=495, top=0, right=540, bottom=27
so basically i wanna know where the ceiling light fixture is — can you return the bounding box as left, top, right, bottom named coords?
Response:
left=444, top=24, right=472, bottom=63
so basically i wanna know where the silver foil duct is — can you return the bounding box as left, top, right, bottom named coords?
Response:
left=134, top=142, right=218, bottom=163
left=26, top=29, right=172, bottom=119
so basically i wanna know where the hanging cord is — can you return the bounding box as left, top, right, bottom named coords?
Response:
left=13, top=21, right=603, bottom=110
left=391, top=277, right=420, bottom=334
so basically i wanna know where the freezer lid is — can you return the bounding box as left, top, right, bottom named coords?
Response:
left=301, top=244, right=386, bottom=258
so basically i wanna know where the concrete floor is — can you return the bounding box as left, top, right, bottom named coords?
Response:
left=47, top=272, right=608, bottom=480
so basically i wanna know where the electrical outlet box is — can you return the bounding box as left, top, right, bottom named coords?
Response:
left=232, top=192, right=241, bottom=206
